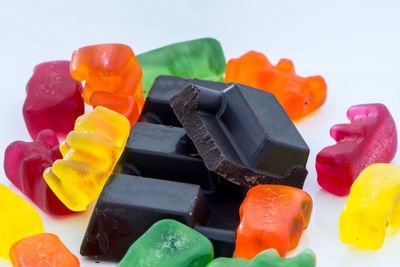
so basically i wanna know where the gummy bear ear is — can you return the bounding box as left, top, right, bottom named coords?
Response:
left=4, top=141, right=26, bottom=182
left=277, top=59, right=295, bottom=73
left=305, top=76, right=326, bottom=90
left=36, top=129, right=59, bottom=148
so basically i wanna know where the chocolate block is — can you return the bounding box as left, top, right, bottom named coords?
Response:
left=203, top=178, right=243, bottom=230
left=80, top=174, right=210, bottom=261
left=199, top=178, right=243, bottom=257
left=140, top=75, right=230, bottom=127
left=170, top=83, right=310, bottom=189
left=116, top=122, right=217, bottom=191
left=194, top=225, right=235, bottom=258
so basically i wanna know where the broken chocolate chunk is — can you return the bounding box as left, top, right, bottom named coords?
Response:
left=170, top=83, right=309, bottom=189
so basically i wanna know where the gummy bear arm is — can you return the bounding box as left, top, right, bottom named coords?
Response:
left=36, top=129, right=59, bottom=148
left=4, top=141, right=26, bottom=182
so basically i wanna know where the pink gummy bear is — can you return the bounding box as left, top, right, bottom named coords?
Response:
left=316, top=103, right=397, bottom=196
left=4, top=129, right=75, bottom=215
left=23, top=61, right=84, bottom=139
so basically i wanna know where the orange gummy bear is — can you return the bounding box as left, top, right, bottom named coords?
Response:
left=70, top=44, right=144, bottom=126
left=236, top=184, right=313, bottom=260
left=225, top=51, right=327, bottom=120
left=9, top=233, right=79, bottom=267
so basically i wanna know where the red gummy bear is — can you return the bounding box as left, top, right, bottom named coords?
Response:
left=23, top=61, right=84, bottom=139
left=4, top=129, right=75, bottom=215
left=316, top=103, right=397, bottom=196
left=236, top=184, right=313, bottom=260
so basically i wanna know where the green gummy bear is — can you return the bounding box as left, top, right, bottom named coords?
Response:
left=118, top=219, right=214, bottom=267
left=207, top=249, right=316, bottom=267
left=137, top=38, right=226, bottom=96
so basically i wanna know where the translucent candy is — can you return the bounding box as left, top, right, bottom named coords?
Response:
left=225, top=51, right=327, bottom=120
left=44, top=106, right=130, bottom=211
left=236, top=184, right=312, bottom=259
left=0, top=184, right=44, bottom=260
left=317, top=103, right=397, bottom=196
left=23, top=61, right=84, bottom=139
left=71, top=44, right=144, bottom=125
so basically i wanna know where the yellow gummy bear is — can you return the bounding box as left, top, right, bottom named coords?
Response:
left=339, top=163, right=400, bottom=250
left=44, top=106, right=130, bottom=211
left=0, top=184, right=44, bottom=260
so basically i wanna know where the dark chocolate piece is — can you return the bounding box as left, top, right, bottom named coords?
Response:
left=170, top=83, right=310, bottom=189
left=194, top=225, right=236, bottom=258
left=140, top=75, right=230, bottom=127
left=80, top=174, right=210, bottom=261
left=115, top=122, right=217, bottom=191
left=196, top=179, right=243, bottom=257
left=203, top=178, right=243, bottom=230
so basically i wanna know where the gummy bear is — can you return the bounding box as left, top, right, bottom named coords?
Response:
left=118, top=219, right=213, bottom=267
left=316, top=103, right=397, bottom=196
left=4, top=129, right=74, bottom=215
left=10, top=233, right=79, bottom=267
left=0, top=184, right=44, bottom=260
left=137, top=38, right=226, bottom=96
left=70, top=44, right=144, bottom=125
left=236, top=184, right=312, bottom=259
left=224, top=51, right=327, bottom=120
left=23, top=61, right=84, bottom=139
left=43, top=106, right=130, bottom=211
left=340, top=163, right=400, bottom=250
left=207, top=249, right=316, bottom=267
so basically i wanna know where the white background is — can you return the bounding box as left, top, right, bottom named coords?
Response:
left=1, top=0, right=400, bottom=266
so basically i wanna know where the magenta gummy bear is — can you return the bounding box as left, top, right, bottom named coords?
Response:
left=23, top=61, right=84, bottom=139
left=316, top=103, right=397, bottom=196
left=4, top=129, right=75, bottom=215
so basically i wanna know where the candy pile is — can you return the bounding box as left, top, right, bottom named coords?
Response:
left=1, top=37, right=398, bottom=266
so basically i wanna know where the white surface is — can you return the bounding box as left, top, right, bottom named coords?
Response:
left=1, top=0, right=400, bottom=266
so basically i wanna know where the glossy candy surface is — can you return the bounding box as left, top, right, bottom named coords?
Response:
left=0, top=184, right=44, bottom=260
left=118, top=219, right=214, bottom=267
left=9, top=233, right=79, bottom=267
left=316, top=104, right=397, bottom=196
left=4, top=129, right=74, bottom=215
left=340, top=163, right=400, bottom=250
left=23, top=61, right=84, bottom=139
left=236, top=185, right=312, bottom=259
left=43, top=106, right=130, bottom=211
left=71, top=44, right=144, bottom=125
left=137, top=38, right=226, bottom=96
left=224, top=51, right=327, bottom=120
left=207, top=249, right=316, bottom=267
